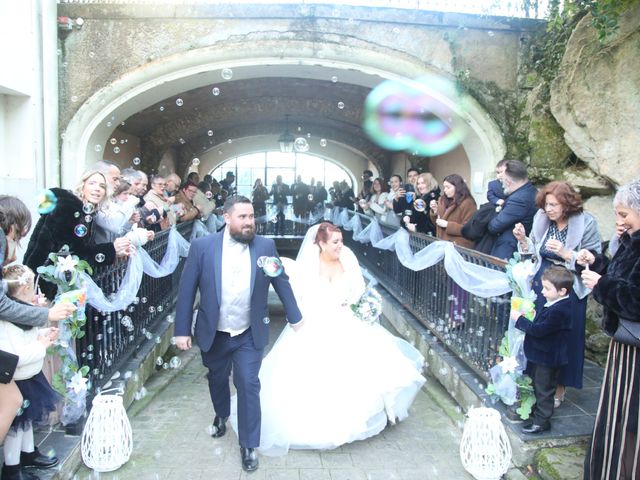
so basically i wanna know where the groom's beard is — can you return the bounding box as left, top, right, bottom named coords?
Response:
left=229, top=224, right=256, bottom=244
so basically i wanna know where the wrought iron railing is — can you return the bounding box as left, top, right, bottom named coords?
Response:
left=341, top=211, right=509, bottom=379
left=77, top=222, right=193, bottom=393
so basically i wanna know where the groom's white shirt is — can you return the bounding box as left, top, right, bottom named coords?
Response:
left=219, top=227, right=251, bottom=336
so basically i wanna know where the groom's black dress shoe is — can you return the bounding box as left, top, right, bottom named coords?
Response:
left=210, top=416, right=228, bottom=438
left=241, top=447, right=259, bottom=472
left=522, top=423, right=549, bottom=434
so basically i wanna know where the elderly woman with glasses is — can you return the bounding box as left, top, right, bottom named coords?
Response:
left=513, top=181, right=601, bottom=413
left=144, top=174, right=176, bottom=230
left=578, top=179, right=640, bottom=479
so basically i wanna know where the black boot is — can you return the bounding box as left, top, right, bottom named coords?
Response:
left=21, top=448, right=59, bottom=469
left=1, top=464, right=40, bottom=480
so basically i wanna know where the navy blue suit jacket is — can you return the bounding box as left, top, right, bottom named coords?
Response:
left=516, top=297, right=572, bottom=368
left=174, top=231, right=302, bottom=352
left=488, top=181, right=538, bottom=260
left=487, top=179, right=505, bottom=205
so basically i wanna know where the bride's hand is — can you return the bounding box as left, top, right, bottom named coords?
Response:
left=290, top=320, right=304, bottom=332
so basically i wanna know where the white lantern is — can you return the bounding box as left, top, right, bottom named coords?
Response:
left=459, top=407, right=512, bottom=480
left=81, top=393, right=133, bottom=472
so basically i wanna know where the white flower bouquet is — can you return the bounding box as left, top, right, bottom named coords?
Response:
left=350, top=288, right=383, bottom=325
left=485, top=252, right=538, bottom=420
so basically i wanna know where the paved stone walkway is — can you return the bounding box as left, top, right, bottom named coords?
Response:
left=72, top=318, right=474, bottom=480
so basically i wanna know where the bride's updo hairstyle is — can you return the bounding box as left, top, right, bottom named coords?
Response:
left=314, top=222, right=341, bottom=250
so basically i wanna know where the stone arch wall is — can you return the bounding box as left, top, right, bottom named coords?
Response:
left=61, top=38, right=506, bottom=202
left=57, top=1, right=543, bottom=202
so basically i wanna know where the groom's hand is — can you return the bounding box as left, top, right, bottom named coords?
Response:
left=175, top=336, right=192, bottom=350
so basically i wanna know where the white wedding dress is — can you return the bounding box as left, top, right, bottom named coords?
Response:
left=231, top=226, right=426, bottom=456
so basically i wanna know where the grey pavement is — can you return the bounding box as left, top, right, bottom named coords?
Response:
left=71, top=316, right=474, bottom=480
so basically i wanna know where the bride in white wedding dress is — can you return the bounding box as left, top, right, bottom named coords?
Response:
left=231, top=222, right=425, bottom=456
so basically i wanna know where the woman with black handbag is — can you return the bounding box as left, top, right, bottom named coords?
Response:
left=0, top=196, right=75, bottom=443
left=579, top=179, right=640, bottom=480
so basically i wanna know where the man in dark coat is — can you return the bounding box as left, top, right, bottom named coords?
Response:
left=487, top=160, right=538, bottom=260
left=270, top=176, right=289, bottom=235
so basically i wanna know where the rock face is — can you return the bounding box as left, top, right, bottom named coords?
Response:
left=550, top=5, right=640, bottom=186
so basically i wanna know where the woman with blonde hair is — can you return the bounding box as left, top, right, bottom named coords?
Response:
left=403, top=173, right=441, bottom=235
left=24, top=168, right=132, bottom=300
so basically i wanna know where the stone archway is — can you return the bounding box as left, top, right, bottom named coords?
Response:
left=61, top=39, right=505, bottom=201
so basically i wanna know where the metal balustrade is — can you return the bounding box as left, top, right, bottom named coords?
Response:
left=340, top=211, right=509, bottom=380
left=76, top=210, right=508, bottom=395
left=76, top=222, right=193, bottom=393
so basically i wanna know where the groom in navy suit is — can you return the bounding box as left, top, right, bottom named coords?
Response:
left=174, top=196, right=303, bottom=471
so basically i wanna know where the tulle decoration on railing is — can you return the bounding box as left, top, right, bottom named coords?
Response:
left=331, top=212, right=510, bottom=299
left=81, top=227, right=190, bottom=312
left=190, top=219, right=211, bottom=240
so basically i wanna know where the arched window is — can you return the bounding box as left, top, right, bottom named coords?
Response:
left=211, top=151, right=353, bottom=197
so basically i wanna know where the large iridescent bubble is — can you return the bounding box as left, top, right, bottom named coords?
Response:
left=363, top=75, right=467, bottom=156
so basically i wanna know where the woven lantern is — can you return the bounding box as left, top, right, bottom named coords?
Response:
left=459, top=407, right=512, bottom=480
left=81, top=393, right=133, bottom=472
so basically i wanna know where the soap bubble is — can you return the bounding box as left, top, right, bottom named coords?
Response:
left=113, top=146, right=120, bottom=154
left=337, top=101, right=345, bottom=109
left=74, top=225, right=88, bottom=237
left=82, top=203, right=95, bottom=214
left=320, top=138, right=327, bottom=147
left=37, top=190, right=58, bottom=214
left=294, top=137, right=309, bottom=152
left=169, top=356, right=181, bottom=369
left=94, top=145, right=102, bottom=152
left=84, top=215, right=93, bottom=223
left=175, top=98, right=184, bottom=106
left=221, top=68, right=233, bottom=80
left=331, top=76, right=338, bottom=83
left=132, top=157, right=141, bottom=165
left=192, top=158, right=200, bottom=166
left=159, top=106, right=165, bottom=112
left=363, top=75, right=468, bottom=156
left=110, top=138, right=117, bottom=145
left=211, top=87, right=220, bottom=96
left=207, top=130, right=214, bottom=136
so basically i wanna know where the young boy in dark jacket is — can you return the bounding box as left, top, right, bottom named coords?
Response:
left=512, top=265, right=573, bottom=434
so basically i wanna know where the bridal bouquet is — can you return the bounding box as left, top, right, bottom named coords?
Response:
left=351, top=288, right=383, bottom=325
left=485, top=252, right=537, bottom=419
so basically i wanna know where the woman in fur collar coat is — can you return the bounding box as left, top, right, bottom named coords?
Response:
left=514, top=181, right=601, bottom=407
left=24, top=169, right=132, bottom=300
left=580, top=179, right=640, bottom=480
